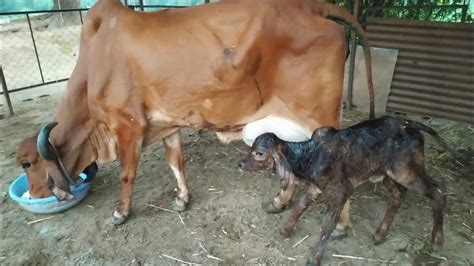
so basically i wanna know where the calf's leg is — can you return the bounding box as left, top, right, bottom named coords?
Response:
left=390, top=167, right=446, bottom=251
left=264, top=184, right=297, bottom=213
left=163, top=131, right=189, bottom=211
left=308, top=189, right=350, bottom=266
left=332, top=200, right=351, bottom=240
left=416, top=174, right=446, bottom=251
left=373, top=177, right=407, bottom=244
left=282, top=184, right=320, bottom=238
left=265, top=186, right=351, bottom=239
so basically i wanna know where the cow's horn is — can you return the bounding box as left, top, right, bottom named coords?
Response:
left=37, top=122, right=58, bottom=161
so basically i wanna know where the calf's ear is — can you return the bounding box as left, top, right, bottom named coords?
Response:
left=275, top=147, right=291, bottom=171
left=313, top=152, right=331, bottom=178
left=311, top=126, right=335, bottom=140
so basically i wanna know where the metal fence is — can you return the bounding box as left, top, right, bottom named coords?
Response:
left=1, top=9, right=88, bottom=95
left=362, top=4, right=470, bottom=23
left=0, top=3, right=199, bottom=115
left=1, top=1, right=471, bottom=120
left=0, top=3, right=196, bottom=93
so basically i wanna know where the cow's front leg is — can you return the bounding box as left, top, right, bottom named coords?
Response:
left=163, top=131, right=189, bottom=212
left=112, top=125, right=145, bottom=225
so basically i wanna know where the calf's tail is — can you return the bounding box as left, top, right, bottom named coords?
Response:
left=401, top=118, right=468, bottom=161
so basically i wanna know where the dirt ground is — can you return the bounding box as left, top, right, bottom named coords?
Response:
left=1, top=83, right=473, bottom=265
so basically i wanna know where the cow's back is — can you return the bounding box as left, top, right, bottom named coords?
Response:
left=81, top=0, right=348, bottom=145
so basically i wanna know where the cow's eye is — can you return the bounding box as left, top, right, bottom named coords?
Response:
left=21, top=161, right=32, bottom=169
left=255, top=151, right=264, bottom=157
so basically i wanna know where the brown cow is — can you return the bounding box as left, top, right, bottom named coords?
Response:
left=15, top=0, right=374, bottom=231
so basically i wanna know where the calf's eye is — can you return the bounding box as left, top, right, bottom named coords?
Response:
left=255, top=151, right=264, bottom=156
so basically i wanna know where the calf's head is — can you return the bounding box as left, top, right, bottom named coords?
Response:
left=16, top=122, right=98, bottom=200
left=238, top=133, right=282, bottom=172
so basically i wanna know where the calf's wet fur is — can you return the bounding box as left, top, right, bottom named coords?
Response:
left=238, top=116, right=452, bottom=265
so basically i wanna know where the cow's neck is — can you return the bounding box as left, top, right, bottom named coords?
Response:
left=50, top=82, right=97, bottom=177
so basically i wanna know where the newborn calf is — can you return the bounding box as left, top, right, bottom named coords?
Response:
left=238, top=116, right=450, bottom=265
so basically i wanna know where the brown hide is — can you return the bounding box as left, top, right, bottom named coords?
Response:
left=16, top=135, right=53, bottom=198
left=16, top=0, right=374, bottom=225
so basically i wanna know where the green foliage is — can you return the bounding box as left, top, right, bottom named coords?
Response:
left=334, top=0, right=471, bottom=23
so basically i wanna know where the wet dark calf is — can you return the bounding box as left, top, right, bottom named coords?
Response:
left=238, top=116, right=449, bottom=266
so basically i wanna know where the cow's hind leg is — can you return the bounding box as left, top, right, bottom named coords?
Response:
left=163, top=131, right=189, bottom=212
left=112, top=124, right=145, bottom=225
left=373, top=177, right=407, bottom=244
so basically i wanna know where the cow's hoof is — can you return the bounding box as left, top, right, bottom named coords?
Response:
left=330, top=228, right=347, bottom=240
left=169, top=200, right=186, bottom=212
left=262, top=201, right=285, bottom=214
left=111, top=210, right=128, bottom=225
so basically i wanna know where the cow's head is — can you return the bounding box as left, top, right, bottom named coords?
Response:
left=16, top=134, right=54, bottom=198
left=238, top=133, right=283, bottom=172
left=16, top=122, right=98, bottom=200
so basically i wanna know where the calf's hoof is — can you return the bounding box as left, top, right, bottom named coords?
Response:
left=111, top=210, right=128, bottom=225
left=330, top=228, right=347, bottom=240
left=431, top=239, right=443, bottom=252
left=305, top=258, right=320, bottom=266
left=373, top=232, right=387, bottom=245
left=280, top=227, right=293, bottom=238
left=262, top=201, right=286, bottom=214
left=431, top=233, right=444, bottom=252
left=432, top=243, right=443, bottom=252
left=169, top=200, right=187, bottom=212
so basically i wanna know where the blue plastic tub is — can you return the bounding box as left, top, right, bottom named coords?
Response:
left=8, top=173, right=90, bottom=214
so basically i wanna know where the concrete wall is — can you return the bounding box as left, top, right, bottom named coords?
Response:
left=343, top=46, right=398, bottom=116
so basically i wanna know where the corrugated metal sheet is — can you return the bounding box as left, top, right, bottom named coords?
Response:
left=366, top=18, right=474, bottom=123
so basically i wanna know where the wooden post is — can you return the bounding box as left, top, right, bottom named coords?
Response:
left=461, top=5, right=467, bottom=23
left=1, top=66, right=14, bottom=116
left=346, top=0, right=360, bottom=110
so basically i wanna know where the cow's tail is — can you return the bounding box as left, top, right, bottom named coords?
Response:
left=316, top=3, right=375, bottom=119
